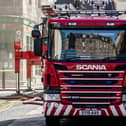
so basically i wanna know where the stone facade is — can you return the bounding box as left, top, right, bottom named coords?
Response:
left=0, top=0, right=45, bottom=89
left=0, top=0, right=22, bottom=16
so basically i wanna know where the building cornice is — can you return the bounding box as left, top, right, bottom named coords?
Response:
left=0, top=15, right=38, bottom=27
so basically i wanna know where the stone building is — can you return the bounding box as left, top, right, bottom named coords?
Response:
left=0, top=0, right=45, bottom=89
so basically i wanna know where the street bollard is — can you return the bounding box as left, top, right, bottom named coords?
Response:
left=2, top=67, right=5, bottom=89
left=27, top=78, right=32, bottom=91
left=16, top=73, right=20, bottom=94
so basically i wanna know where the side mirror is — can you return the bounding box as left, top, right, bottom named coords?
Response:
left=32, top=29, right=41, bottom=38
left=34, top=38, right=42, bottom=56
left=34, top=37, right=48, bottom=57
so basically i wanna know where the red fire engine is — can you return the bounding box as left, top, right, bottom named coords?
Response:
left=32, top=1, right=126, bottom=126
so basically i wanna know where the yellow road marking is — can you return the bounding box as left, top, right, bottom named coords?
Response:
left=0, top=100, right=21, bottom=112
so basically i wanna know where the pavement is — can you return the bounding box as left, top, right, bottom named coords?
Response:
left=115, top=0, right=126, bottom=10
left=0, top=89, right=43, bottom=97
left=0, top=89, right=44, bottom=124
left=0, top=89, right=44, bottom=107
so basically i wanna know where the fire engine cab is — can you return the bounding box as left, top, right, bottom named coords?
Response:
left=32, top=1, right=126, bottom=125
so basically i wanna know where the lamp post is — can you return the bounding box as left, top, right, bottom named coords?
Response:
left=2, top=66, right=5, bottom=89
left=15, top=30, right=22, bottom=94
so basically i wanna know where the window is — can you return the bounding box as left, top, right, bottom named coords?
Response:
left=37, top=0, right=41, bottom=8
left=29, top=0, right=32, bottom=5
left=35, top=66, right=41, bottom=75
left=26, top=36, right=33, bottom=51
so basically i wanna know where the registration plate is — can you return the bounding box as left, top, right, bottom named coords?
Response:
left=79, top=110, right=101, bottom=116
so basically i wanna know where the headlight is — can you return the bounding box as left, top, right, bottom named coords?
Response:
left=68, top=22, right=77, bottom=26
left=122, top=94, right=126, bottom=102
left=106, top=22, right=115, bottom=26
left=44, top=94, right=61, bottom=101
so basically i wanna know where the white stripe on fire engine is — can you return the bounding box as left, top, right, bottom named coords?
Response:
left=64, top=105, right=72, bottom=116
left=61, top=91, right=121, bottom=93
left=110, top=106, right=119, bottom=116
left=54, top=104, right=64, bottom=116
left=73, top=109, right=78, bottom=116
left=103, top=109, right=109, bottom=116
left=58, top=71, right=124, bottom=73
left=44, top=102, right=47, bottom=110
left=60, top=78, right=123, bottom=80
left=60, top=85, right=122, bottom=88
left=119, top=104, right=126, bottom=116
left=46, top=103, right=55, bottom=116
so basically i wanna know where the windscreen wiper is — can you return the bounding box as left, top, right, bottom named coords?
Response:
left=65, top=56, right=91, bottom=61
left=103, top=56, right=126, bottom=61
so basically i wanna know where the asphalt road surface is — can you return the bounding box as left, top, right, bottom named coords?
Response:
left=0, top=101, right=126, bottom=126
left=0, top=116, right=126, bottom=126
left=0, top=117, right=45, bottom=126
left=0, top=100, right=45, bottom=126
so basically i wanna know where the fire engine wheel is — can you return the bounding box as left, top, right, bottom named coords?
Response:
left=45, top=117, right=60, bottom=126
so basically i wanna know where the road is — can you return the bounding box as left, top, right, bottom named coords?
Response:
left=0, top=103, right=43, bottom=121
left=0, top=117, right=45, bottom=126
left=0, top=101, right=45, bottom=126
left=0, top=100, right=126, bottom=126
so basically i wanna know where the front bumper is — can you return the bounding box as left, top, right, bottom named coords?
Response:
left=44, top=102, right=126, bottom=116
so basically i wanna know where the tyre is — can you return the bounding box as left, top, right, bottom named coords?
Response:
left=46, top=116, right=60, bottom=126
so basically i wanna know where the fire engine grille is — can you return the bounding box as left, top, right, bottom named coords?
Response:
left=59, top=70, right=124, bottom=108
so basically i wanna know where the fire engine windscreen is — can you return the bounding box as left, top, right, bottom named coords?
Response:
left=49, top=29, right=126, bottom=60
